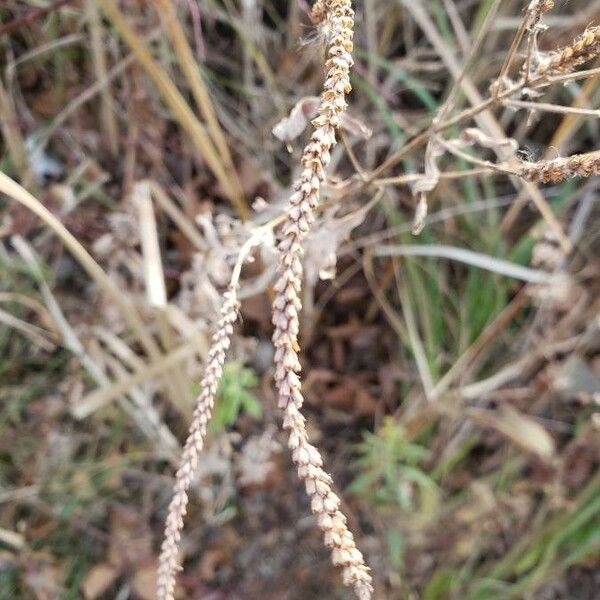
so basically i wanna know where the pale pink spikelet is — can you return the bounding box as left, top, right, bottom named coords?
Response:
left=157, top=287, right=239, bottom=600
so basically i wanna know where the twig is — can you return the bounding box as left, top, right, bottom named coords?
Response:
left=504, top=98, right=600, bottom=117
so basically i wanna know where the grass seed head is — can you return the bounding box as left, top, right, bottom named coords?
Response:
left=536, top=26, right=600, bottom=75
left=270, top=1, right=373, bottom=598
left=520, top=150, right=600, bottom=183
left=157, top=287, right=240, bottom=600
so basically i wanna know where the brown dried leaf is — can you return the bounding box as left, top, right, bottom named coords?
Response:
left=272, top=96, right=371, bottom=142
left=108, top=506, right=153, bottom=568
left=132, top=564, right=156, bottom=600
left=82, top=564, right=119, bottom=600
left=23, top=561, right=62, bottom=600
left=470, top=406, right=555, bottom=459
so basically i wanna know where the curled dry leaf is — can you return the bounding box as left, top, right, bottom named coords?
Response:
left=272, top=96, right=321, bottom=142
left=273, top=96, right=371, bottom=143
left=411, top=194, right=428, bottom=235
left=82, top=564, right=118, bottom=600
left=469, top=406, right=555, bottom=460
left=410, top=139, right=445, bottom=235
left=305, top=200, right=376, bottom=287
left=410, top=129, right=519, bottom=235
left=495, top=406, right=555, bottom=460
left=460, top=128, right=518, bottom=160
left=412, top=139, right=445, bottom=197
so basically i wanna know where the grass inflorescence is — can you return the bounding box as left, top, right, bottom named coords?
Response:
left=0, top=1, right=599, bottom=599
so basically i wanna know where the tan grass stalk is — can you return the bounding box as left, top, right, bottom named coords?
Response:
left=0, top=306, right=55, bottom=351
left=75, top=333, right=208, bottom=419
left=153, top=0, right=244, bottom=201
left=147, top=181, right=208, bottom=252
left=536, top=26, right=600, bottom=75
left=0, top=77, right=29, bottom=180
left=0, top=172, right=160, bottom=361
left=135, top=181, right=193, bottom=418
left=97, top=0, right=248, bottom=220
left=519, top=149, right=600, bottom=183
left=271, top=2, right=372, bottom=598
left=85, top=0, right=119, bottom=156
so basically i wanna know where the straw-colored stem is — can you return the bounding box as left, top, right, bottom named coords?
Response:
left=97, top=0, right=248, bottom=220
left=0, top=171, right=160, bottom=360
left=0, top=77, right=29, bottom=180
left=153, top=0, right=244, bottom=201
left=85, top=0, right=119, bottom=156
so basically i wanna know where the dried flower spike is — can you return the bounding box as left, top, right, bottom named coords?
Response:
left=519, top=149, right=600, bottom=183
left=311, top=0, right=327, bottom=25
left=157, top=287, right=239, bottom=600
left=271, top=2, right=373, bottom=599
left=536, top=26, right=600, bottom=75
left=527, top=0, right=554, bottom=26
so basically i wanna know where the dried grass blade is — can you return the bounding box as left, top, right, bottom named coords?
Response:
left=0, top=78, right=29, bottom=180
left=76, top=333, right=207, bottom=419
left=85, top=0, right=119, bottom=156
left=135, top=182, right=167, bottom=309
left=374, top=244, right=554, bottom=284
left=97, top=0, right=248, bottom=220
left=154, top=0, right=242, bottom=195
left=0, top=306, right=56, bottom=351
left=135, top=181, right=193, bottom=417
left=147, top=181, right=207, bottom=251
left=0, top=171, right=160, bottom=359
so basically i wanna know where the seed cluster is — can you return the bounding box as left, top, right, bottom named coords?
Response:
left=520, top=150, right=600, bottom=183
left=311, top=0, right=327, bottom=25
left=157, top=288, right=239, bottom=600
left=528, top=0, right=554, bottom=23
left=157, top=3, right=372, bottom=598
left=271, top=2, right=373, bottom=599
left=537, top=26, right=600, bottom=74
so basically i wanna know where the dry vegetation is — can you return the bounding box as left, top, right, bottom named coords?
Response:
left=1, top=1, right=599, bottom=599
